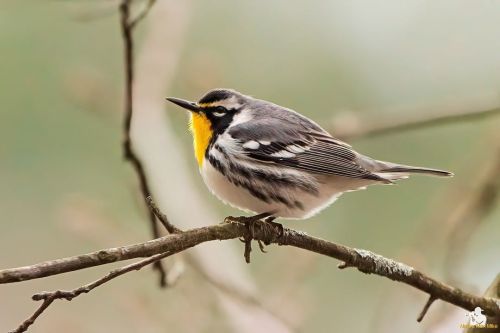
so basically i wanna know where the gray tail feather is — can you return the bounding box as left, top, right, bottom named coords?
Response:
left=380, top=165, right=454, bottom=177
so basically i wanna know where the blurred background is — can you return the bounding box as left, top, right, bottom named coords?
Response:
left=1, top=0, right=499, bottom=332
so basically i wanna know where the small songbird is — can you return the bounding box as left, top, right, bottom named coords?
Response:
left=167, top=89, right=452, bottom=221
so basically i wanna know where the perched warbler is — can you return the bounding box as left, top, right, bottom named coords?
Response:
left=167, top=89, right=452, bottom=221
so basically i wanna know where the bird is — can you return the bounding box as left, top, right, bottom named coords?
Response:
left=166, top=88, right=452, bottom=223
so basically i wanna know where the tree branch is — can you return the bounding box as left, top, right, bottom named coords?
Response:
left=9, top=252, right=170, bottom=333
left=2, top=220, right=499, bottom=322
left=331, top=105, right=500, bottom=140
left=119, top=0, right=169, bottom=287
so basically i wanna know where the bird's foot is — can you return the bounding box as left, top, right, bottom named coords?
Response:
left=225, top=213, right=279, bottom=263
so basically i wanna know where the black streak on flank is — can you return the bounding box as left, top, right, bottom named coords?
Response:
left=214, top=144, right=318, bottom=195
left=207, top=152, right=307, bottom=209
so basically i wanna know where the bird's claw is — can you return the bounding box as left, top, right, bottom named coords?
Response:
left=257, top=240, right=267, bottom=253
left=224, top=213, right=284, bottom=263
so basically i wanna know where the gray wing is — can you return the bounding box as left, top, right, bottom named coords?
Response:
left=227, top=118, right=385, bottom=181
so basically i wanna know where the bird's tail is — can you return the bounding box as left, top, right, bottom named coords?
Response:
left=381, top=165, right=453, bottom=177
left=373, top=162, right=453, bottom=181
left=357, top=154, right=453, bottom=182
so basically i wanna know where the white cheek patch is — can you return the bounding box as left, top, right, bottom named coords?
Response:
left=242, top=140, right=260, bottom=149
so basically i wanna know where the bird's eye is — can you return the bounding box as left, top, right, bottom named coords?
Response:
left=213, top=106, right=226, bottom=117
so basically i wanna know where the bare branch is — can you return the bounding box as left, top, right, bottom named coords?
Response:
left=2, top=221, right=499, bottom=322
left=331, top=105, right=500, bottom=140
left=130, top=0, right=156, bottom=28
left=443, top=151, right=500, bottom=283
left=146, top=196, right=181, bottom=234
left=9, top=252, right=170, bottom=333
left=9, top=297, right=53, bottom=333
left=119, top=0, right=168, bottom=287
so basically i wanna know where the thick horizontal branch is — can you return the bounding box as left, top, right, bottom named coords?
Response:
left=1, top=221, right=499, bottom=318
left=0, top=223, right=240, bottom=284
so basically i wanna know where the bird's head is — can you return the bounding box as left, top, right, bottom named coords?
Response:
left=167, top=88, right=249, bottom=129
left=166, top=88, right=249, bottom=166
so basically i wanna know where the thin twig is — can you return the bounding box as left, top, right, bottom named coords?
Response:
left=443, top=151, right=500, bottom=283
left=130, top=0, right=156, bottom=28
left=2, top=221, right=499, bottom=322
left=119, top=0, right=168, bottom=287
left=9, top=252, right=170, bottom=333
left=146, top=196, right=182, bottom=234
left=417, top=295, right=437, bottom=322
left=9, top=297, right=54, bottom=333
left=332, top=106, right=500, bottom=140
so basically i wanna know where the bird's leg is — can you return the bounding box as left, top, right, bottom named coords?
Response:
left=224, top=212, right=273, bottom=263
left=224, top=212, right=272, bottom=227
left=225, top=212, right=272, bottom=234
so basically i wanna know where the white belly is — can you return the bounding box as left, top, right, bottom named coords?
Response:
left=200, top=160, right=367, bottom=219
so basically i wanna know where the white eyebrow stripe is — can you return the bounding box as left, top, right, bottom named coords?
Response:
left=200, top=96, right=242, bottom=110
left=242, top=140, right=260, bottom=149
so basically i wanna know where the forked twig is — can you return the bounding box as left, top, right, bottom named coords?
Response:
left=9, top=252, right=171, bottom=333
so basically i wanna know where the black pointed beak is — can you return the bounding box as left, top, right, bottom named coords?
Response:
left=166, top=97, right=200, bottom=112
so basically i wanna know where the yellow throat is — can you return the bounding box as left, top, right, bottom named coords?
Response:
left=189, top=113, right=213, bottom=167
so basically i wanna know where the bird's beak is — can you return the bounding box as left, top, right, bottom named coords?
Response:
left=166, top=97, right=200, bottom=113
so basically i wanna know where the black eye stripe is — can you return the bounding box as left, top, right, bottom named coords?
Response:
left=205, top=107, right=240, bottom=142
left=202, top=106, right=228, bottom=113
